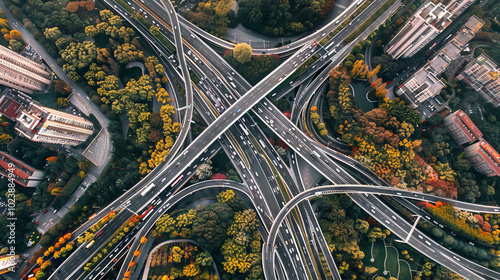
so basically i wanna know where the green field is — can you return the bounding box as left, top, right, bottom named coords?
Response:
left=385, top=246, right=399, bottom=277
left=360, top=239, right=415, bottom=279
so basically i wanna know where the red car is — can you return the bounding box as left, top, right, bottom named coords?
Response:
left=43, top=210, right=48, bottom=214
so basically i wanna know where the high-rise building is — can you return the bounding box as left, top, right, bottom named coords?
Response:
left=457, top=54, right=500, bottom=106
left=396, top=68, right=445, bottom=108
left=386, top=3, right=453, bottom=59
left=396, top=16, right=483, bottom=107
left=0, top=151, right=44, bottom=187
left=0, top=45, right=51, bottom=94
left=464, top=140, right=500, bottom=177
left=15, top=103, right=94, bottom=146
left=443, top=110, right=483, bottom=145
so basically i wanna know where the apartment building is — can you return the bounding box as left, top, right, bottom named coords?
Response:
left=0, top=151, right=44, bottom=187
left=0, top=45, right=51, bottom=93
left=15, top=103, right=94, bottom=146
left=443, top=110, right=483, bottom=145
left=464, top=140, right=500, bottom=177
left=457, top=54, right=500, bottom=106
left=386, top=3, right=453, bottom=59
left=396, top=16, right=483, bottom=107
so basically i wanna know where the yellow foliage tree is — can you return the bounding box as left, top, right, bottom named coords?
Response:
left=183, top=263, right=200, bottom=277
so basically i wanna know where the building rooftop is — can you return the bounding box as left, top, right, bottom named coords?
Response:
left=455, top=110, right=483, bottom=139
left=415, top=69, right=445, bottom=94
left=478, top=140, right=500, bottom=169
left=0, top=95, right=22, bottom=121
left=427, top=52, right=452, bottom=74
left=0, top=89, right=32, bottom=121
left=0, top=151, right=42, bottom=187
left=464, top=15, right=485, bottom=33
left=20, top=45, right=42, bottom=64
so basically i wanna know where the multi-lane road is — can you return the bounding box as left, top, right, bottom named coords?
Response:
left=40, top=1, right=500, bottom=280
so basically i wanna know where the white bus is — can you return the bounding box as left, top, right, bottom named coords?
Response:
left=239, top=124, right=249, bottom=135
left=310, top=151, right=321, bottom=158
left=140, top=183, right=156, bottom=196
left=86, top=240, right=95, bottom=249
left=259, top=139, right=266, bottom=148
left=171, top=175, right=184, bottom=187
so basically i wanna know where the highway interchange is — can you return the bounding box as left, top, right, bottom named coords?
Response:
left=42, top=0, right=500, bottom=280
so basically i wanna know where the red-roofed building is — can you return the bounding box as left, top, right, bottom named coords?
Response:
left=211, top=173, right=227, bottom=180
left=464, top=140, right=500, bottom=177
left=444, top=110, right=483, bottom=145
left=0, top=151, right=43, bottom=187
left=0, top=94, right=23, bottom=121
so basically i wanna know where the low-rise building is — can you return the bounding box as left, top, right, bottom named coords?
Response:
left=464, top=140, right=500, bottom=177
left=396, top=68, right=445, bottom=108
left=0, top=151, right=44, bottom=187
left=0, top=89, right=32, bottom=121
left=443, top=110, right=483, bottom=145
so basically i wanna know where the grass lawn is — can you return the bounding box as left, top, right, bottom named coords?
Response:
left=360, top=239, right=386, bottom=271
left=385, top=246, right=399, bottom=277
left=398, top=258, right=413, bottom=280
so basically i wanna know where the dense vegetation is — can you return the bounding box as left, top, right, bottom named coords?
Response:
left=238, top=0, right=335, bottom=36
left=0, top=9, right=25, bottom=50
left=151, top=190, right=263, bottom=280
left=419, top=202, right=500, bottom=271
left=184, top=0, right=234, bottom=37
left=148, top=242, right=217, bottom=279
left=224, top=48, right=278, bottom=85
left=326, top=60, right=425, bottom=188
left=316, top=194, right=389, bottom=278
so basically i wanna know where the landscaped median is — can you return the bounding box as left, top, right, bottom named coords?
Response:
left=82, top=214, right=141, bottom=272
left=320, top=0, right=374, bottom=46
left=344, top=0, right=399, bottom=43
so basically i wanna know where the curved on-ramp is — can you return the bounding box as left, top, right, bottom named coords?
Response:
left=263, top=185, right=500, bottom=280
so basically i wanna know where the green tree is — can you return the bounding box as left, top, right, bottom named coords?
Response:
left=0, top=134, right=13, bottom=144
left=9, top=39, right=22, bottom=52
left=57, top=98, right=69, bottom=108
left=44, top=27, right=62, bottom=41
